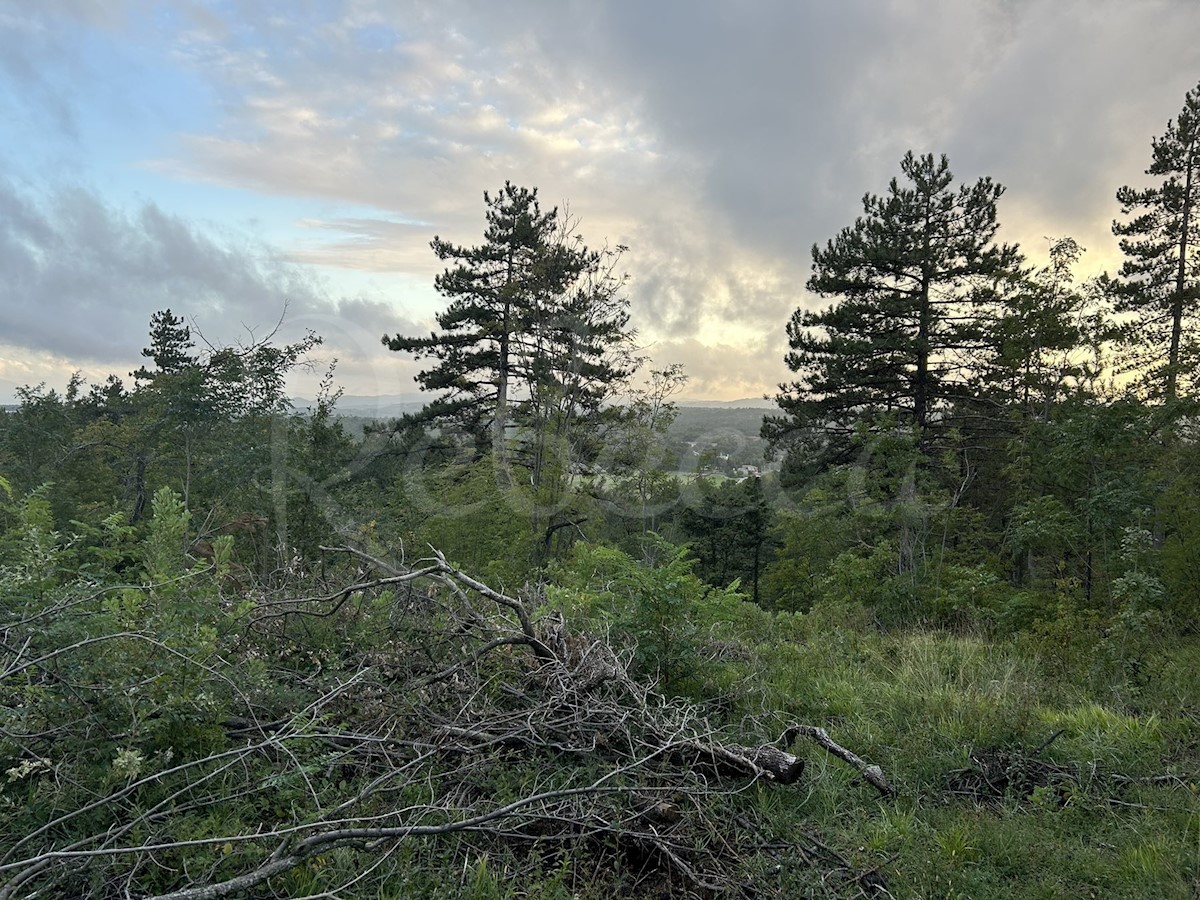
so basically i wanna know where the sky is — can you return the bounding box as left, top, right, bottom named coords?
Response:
left=2, top=0, right=1199, bottom=406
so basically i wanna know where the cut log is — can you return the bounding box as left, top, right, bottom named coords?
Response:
left=673, top=739, right=806, bottom=784
left=735, top=744, right=806, bottom=785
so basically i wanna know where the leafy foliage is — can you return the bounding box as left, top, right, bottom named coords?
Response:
left=5, top=150, right=1200, bottom=898
left=678, top=475, right=772, bottom=603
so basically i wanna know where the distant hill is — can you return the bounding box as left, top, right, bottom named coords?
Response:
left=288, top=393, right=775, bottom=468
left=290, top=394, right=427, bottom=418
left=290, top=394, right=777, bottom=418
left=666, top=405, right=775, bottom=471
left=669, top=406, right=768, bottom=441
left=677, top=397, right=774, bottom=409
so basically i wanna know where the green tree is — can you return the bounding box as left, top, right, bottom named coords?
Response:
left=984, top=237, right=1106, bottom=420
left=1005, top=399, right=1156, bottom=607
left=1, top=385, right=82, bottom=497
left=0, top=312, right=324, bottom=545
left=383, top=184, right=633, bottom=469
left=122, top=313, right=320, bottom=525
left=596, top=364, right=688, bottom=549
left=679, top=475, right=772, bottom=605
left=551, top=536, right=745, bottom=692
left=383, top=183, right=559, bottom=459
left=133, top=308, right=195, bottom=381
left=384, top=186, right=637, bottom=564
left=766, top=152, right=1023, bottom=472
left=272, top=363, right=359, bottom=558
left=1112, top=80, right=1200, bottom=402
left=513, top=220, right=637, bottom=557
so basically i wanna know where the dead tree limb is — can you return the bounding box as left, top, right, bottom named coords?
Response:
left=782, top=725, right=893, bottom=796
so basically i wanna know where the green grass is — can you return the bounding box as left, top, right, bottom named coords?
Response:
left=717, top=612, right=1200, bottom=898
left=519, top=571, right=1200, bottom=896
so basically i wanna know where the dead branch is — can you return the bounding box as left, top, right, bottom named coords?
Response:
left=782, top=725, right=893, bottom=796
left=318, top=543, right=404, bottom=577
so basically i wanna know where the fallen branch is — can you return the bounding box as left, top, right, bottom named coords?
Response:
left=782, top=725, right=893, bottom=796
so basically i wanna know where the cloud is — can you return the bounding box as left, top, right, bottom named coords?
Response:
left=0, top=8, right=85, bottom=142
left=0, top=1, right=181, bottom=155
left=650, top=334, right=791, bottom=403
left=0, top=177, right=422, bottom=396
left=287, top=217, right=434, bottom=273
left=147, top=2, right=1200, bottom=316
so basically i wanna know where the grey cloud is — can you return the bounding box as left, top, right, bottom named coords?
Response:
left=522, top=0, right=1200, bottom=268
left=941, top=1, right=1200, bottom=262
left=651, top=334, right=791, bottom=403
left=1, top=1, right=173, bottom=154
left=0, top=10, right=83, bottom=141
left=149, top=4, right=662, bottom=224
left=0, top=177, right=420, bottom=385
left=286, top=217, right=434, bottom=273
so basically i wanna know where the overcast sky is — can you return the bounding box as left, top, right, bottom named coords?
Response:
left=2, top=0, right=1199, bottom=405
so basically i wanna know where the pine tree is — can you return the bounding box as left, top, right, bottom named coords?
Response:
left=133, top=309, right=195, bottom=381
left=765, top=152, right=1022, bottom=472
left=384, top=184, right=634, bottom=471
left=1112, top=80, right=1200, bottom=402
left=984, top=237, right=1104, bottom=420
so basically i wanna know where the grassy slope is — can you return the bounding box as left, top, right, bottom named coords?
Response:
left=740, top=617, right=1200, bottom=898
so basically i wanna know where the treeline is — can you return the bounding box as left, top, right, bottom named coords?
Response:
left=755, top=82, right=1200, bottom=654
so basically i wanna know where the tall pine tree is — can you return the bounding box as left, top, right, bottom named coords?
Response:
left=385, top=184, right=567, bottom=459
left=1112, top=80, right=1200, bottom=403
left=983, top=237, right=1104, bottom=420
left=383, top=184, right=635, bottom=493
left=765, top=152, right=1022, bottom=473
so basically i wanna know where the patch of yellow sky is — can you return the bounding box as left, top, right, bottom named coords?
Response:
left=0, top=347, right=116, bottom=396
left=1000, top=196, right=1126, bottom=280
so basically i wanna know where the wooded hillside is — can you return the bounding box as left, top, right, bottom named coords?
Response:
left=2, top=82, right=1200, bottom=898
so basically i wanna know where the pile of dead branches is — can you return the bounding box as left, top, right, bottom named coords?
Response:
left=945, top=742, right=1079, bottom=806
left=0, top=545, right=891, bottom=899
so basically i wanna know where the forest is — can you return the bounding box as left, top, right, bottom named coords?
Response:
left=0, top=83, right=1198, bottom=898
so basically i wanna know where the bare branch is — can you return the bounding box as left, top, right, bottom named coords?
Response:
left=783, top=725, right=893, bottom=796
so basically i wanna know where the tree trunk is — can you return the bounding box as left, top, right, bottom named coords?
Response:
left=492, top=237, right=520, bottom=479
left=915, top=278, right=931, bottom=443
left=1167, top=142, right=1195, bottom=403
left=130, top=455, right=147, bottom=524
